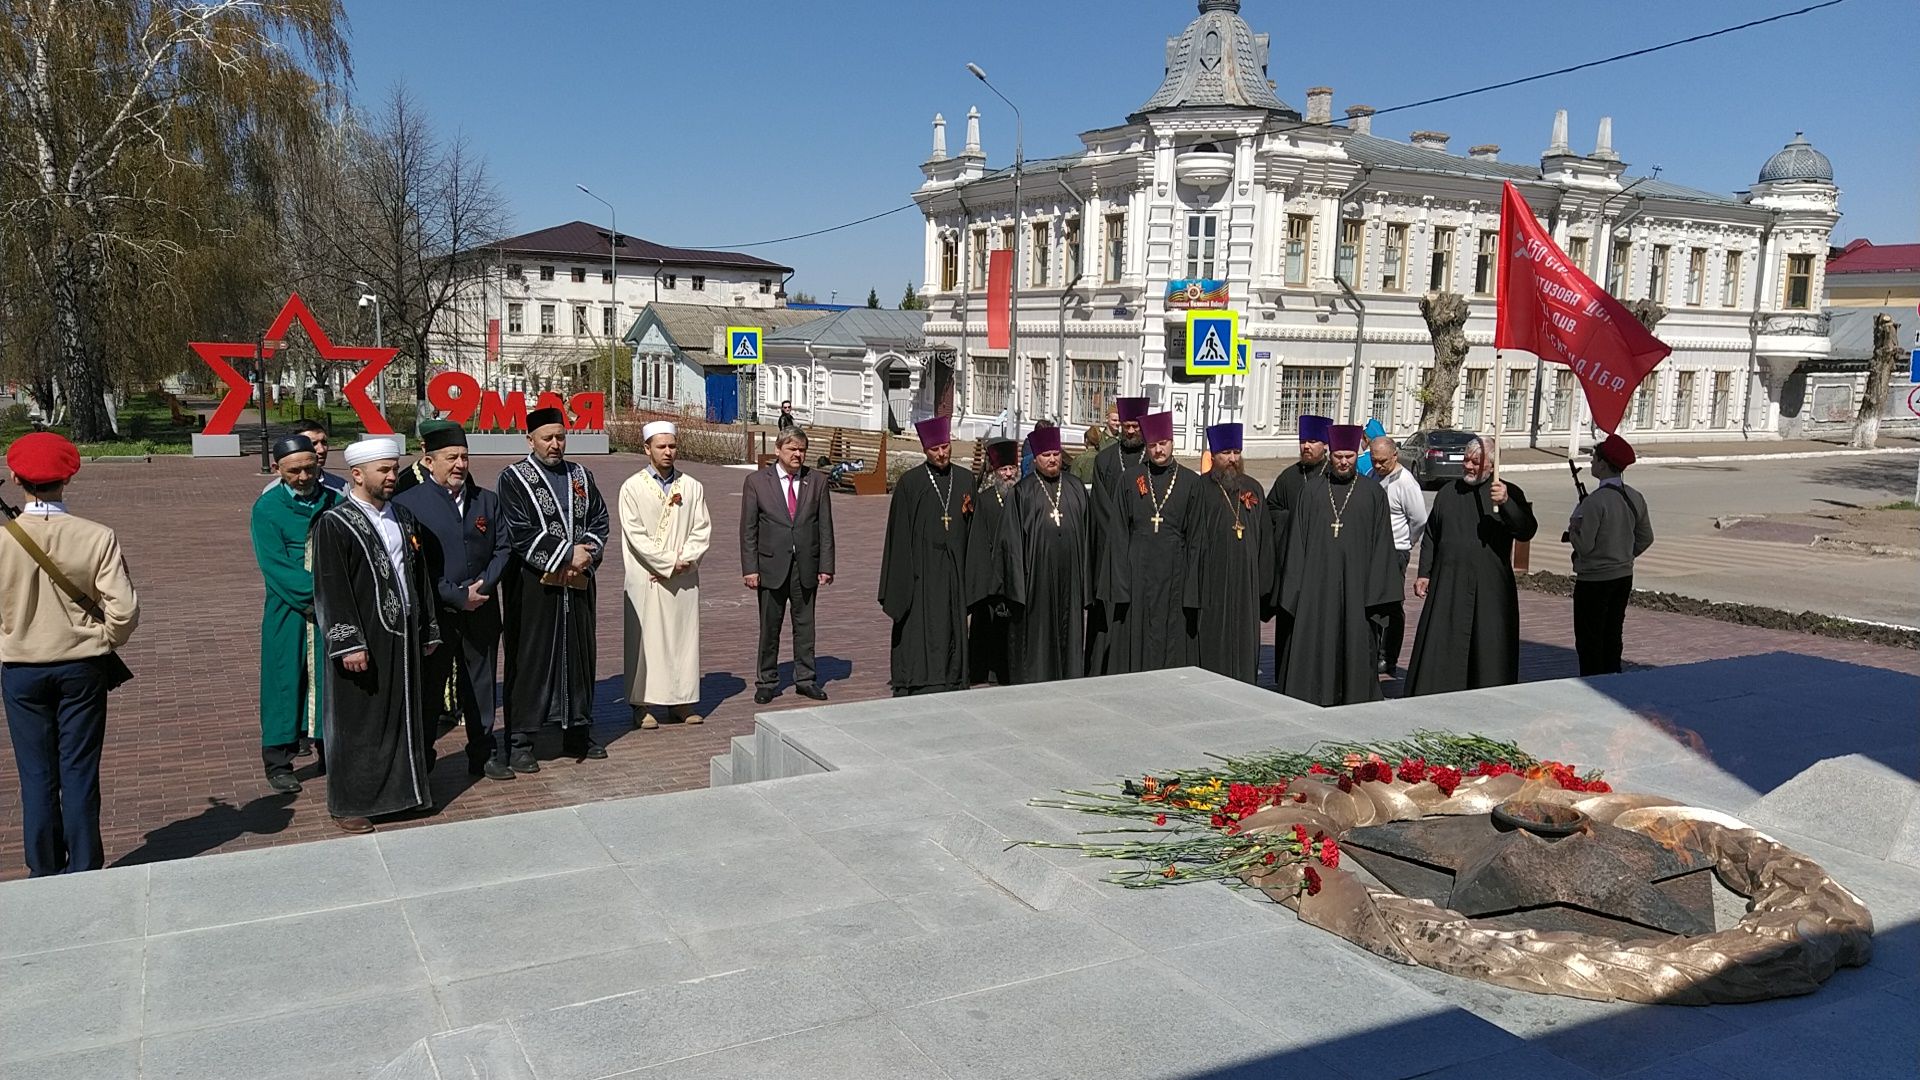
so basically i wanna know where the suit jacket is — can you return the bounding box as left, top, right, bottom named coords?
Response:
left=740, top=464, right=834, bottom=588
left=394, top=478, right=512, bottom=611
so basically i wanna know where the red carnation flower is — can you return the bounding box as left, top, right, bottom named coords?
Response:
left=1153, top=813, right=1167, bottom=826
left=1337, top=775, right=1353, bottom=793
left=1431, top=766, right=1462, bottom=797
left=1303, top=866, right=1323, bottom=897
left=1291, top=823, right=1310, bottom=848
left=1293, top=792, right=1308, bottom=803
left=1397, top=759, right=1428, bottom=785
left=1210, top=814, right=1227, bottom=829
left=1263, top=851, right=1277, bottom=865
left=1319, top=836, right=1340, bottom=868
left=1307, top=763, right=1331, bottom=775
left=1588, top=779, right=1612, bottom=794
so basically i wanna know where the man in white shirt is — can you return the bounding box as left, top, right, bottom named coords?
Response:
left=1369, top=436, right=1428, bottom=677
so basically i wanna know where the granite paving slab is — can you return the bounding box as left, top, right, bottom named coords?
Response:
left=434, top=939, right=706, bottom=1029
left=622, top=832, right=883, bottom=936
left=139, top=988, right=445, bottom=1080
left=0, top=863, right=147, bottom=959
left=0, top=938, right=144, bottom=1064
left=608, top=1014, right=949, bottom=1079
left=375, top=806, right=614, bottom=896
left=403, top=865, right=670, bottom=982
left=145, top=832, right=392, bottom=934
left=575, top=783, right=808, bottom=864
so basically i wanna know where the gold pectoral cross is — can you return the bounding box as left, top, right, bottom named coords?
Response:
left=1049, top=508, right=1062, bottom=527
left=1331, top=521, right=1342, bottom=537
left=941, top=511, right=952, bottom=530
left=1149, top=512, right=1163, bottom=533
left=1233, top=522, right=1244, bottom=540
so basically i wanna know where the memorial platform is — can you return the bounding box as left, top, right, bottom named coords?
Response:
left=1, top=654, right=1914, bottom=1079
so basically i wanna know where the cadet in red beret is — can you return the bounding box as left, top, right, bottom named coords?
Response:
left=1569, top=433, right=1654, bottom=675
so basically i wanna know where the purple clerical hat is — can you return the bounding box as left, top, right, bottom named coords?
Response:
left=1328, top=424, right=1367, bottom=453
left=1116, top=397, right=1149, bottom=423
left=914, top=414, right=952, bottom=448
left=1139, top=411, right=1174, bottom=444
left=984, top=439, right=1019, bottom=469
left=1026, top=427, right=1062, bottom=456
left=1297, top=414, right=1333, bottom=444
left=1205, top=423, right=1242, bottom=453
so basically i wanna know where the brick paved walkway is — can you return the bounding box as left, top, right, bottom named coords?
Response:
left=0, top=454, right=1912, bottom=880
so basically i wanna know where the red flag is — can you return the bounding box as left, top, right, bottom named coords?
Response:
left=1494, top=181, right=1669, bottom=433
left=986, top=249, right=1012, bottom=350
left=486, top=318, right=501, bottom=365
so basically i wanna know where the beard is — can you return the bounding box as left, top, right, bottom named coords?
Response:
left=1121, top=435, right=1144, bottom=452
left=1213, top=459, right=1243, bottom=482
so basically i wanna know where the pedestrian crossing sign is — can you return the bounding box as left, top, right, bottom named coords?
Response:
left=1185, top=310, right=1239, bottom=376
left=727, top=326, right=762, bottom=365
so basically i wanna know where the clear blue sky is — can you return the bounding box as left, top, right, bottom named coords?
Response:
left=346, top=0, right=1916, bottom=303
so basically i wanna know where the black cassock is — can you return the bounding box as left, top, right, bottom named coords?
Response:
left=1008, top=470, right=1093, bottom=683
left=1264, top=459, right=1325, bottom=667
left=1085, top=440, right=1145, bottom=676
left=879, top=463, right=972, bottom=695
left=1277, top=472, right=1399, bottom=706
left=497, top=457, right=609, bottom=732
left=964, top=476, right=1019, bottom=686
left=1404, top=478, right=1538, bottom=695
left=1108, top=461, right=1201, bottom=673
left=311, top=500, right=441, bottom=819
left=1185, top=470, right=1273, bottom=684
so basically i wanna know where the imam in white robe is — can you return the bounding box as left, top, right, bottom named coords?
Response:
left=619, top=467, right=712, bottom=706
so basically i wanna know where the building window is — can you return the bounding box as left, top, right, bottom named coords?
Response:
left=1382, top=224, right=1407, bottom=292
left=940, top=235, right=958, bottom=291
left=1672, top=370, right=1696, bottom=429
left=602, top=269, right=613, bottom=284
left=507, top=303, right=524, bottom=334
left=1277, top=366, right=1342, bottom=436
left=759, top=278, right=772, bottom=294
left=663, top=274, right=677, bottom=289
left=539, top=265, right=555, bottom=281
left=1335, top=220, right=1362, bottom=285
left=1185, top=214, right=1218, bottom=280
left=1461, top=368, right=1487, bottom=432
left=1608, top=241, right=1630, bottom=296
left=1429, top=227, right=1456, bottom=291
left=571, top=267, right=587, bottom=283
left=1285, top=214, right=1311, bottom=286
left=1648, top=245, right=1670, bottom=302
left=1566, top=237, right=1590, bottom=277
left=1029, top=357, right=1048, bottom=421
left=971, top=227, right=989, bottom=287
left=1063, top=217, right=1082, bottom=282
left=1551, top=369, right=1574, bottom=429
left=1072, top=359, right=1118, bottom=425
left=1720, top=251, right=1742, bottom=307
left=1684, top=248, right=1706, bottom=306
left=572, top=305, right=588, bottom=336
left=639, top=361, right=648, bottom=398
left=1630, top=383, right=1655, bottom=429
left=506, top=263, right=524, bottom=281
left=1475, top=231, right=1499, bottom=295
left=1504, top=368, right=1530, bottom=431
left=998, top=224, right=1015, bottom=255
left=539, top=304, right=556, bottom=335
left=1104, top=214, right=1126, bottom=283
left=1030, top=221, right=1050, bottom=287
left=1370, top=367, right=1397, bottom=430
left=1784, top=254, right=1813, bottom=309
left=1710, top=371, right=1732, bottom=429
left=602, top=307, right=616, bottom=336
left=972, top=356, right=1009, bottom=411
left=691, top=275, right=706, bottom=292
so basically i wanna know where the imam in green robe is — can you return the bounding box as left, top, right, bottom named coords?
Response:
left=251, top=480, right=341, bottom=779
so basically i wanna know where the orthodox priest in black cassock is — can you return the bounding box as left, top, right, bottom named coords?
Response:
left=497, top=409, right=611, bottom=766
left=1108, top=411, right=1200, bottom=673
left=1404, top=439, right=1538, bottom=695
left=1185, top=424, right=1272, bottom=684
left=879, top=415, right=971, bottom=696
left=1276, top=425, right=1400, bottom=707
left=1008, top=427, right=1093, bottom=683
left=311, top=440, right=441, bottom=826
left=1085, top=396, right=1148, bottom=676
left=1264, top=414, right=1331, bottom=678
left=965, top=440, right=1021, bottom=686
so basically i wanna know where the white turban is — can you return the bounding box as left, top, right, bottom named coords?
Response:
left=642, top=420, right=677, bottom=443
left=342, top=436, right=401, bottom=468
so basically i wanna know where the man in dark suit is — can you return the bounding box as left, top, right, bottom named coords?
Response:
left=741, top=427, right=835, bottom=704
left=394, top=427, right=514, bottom=780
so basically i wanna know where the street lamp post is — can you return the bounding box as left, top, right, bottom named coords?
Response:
left=578, top=185, right=621, bottom=415
left=355, top=282, right=386, bottom=416
left=968, top=62, right=1022, bottom=436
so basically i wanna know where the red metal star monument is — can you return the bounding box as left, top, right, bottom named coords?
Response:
left=189, top=293, right=398, bottom=436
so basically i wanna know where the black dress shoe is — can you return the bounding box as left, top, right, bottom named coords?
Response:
left=266, top=773, right=302, bottom=794
left=294, top=739, right=314, bottom=759
left=476, top=758, right=515, bottom=781
left=795, top=683, right=828, bottom=701
left=562, top=733, right=607, bottom=760
left=509, top=749, right=540, bottom=774
left=753, top=688, right=777, bottom=705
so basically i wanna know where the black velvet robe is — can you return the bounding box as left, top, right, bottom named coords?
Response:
left=1008, top=470, right=1093, bottom=684
left=1264, top=458, right=1325, bottom=666
left=1185, top=470, right=1273, bottom=684
left=1404, top=478, right=1538, bottom=695
left=1276, top=471, right=1399, bottom=706
left=1108, top=460, right=1201, bottom=674
left=964, top=475, right=1019, bottom=686
left=879, top=463, right=972, bottom=695
left=310, top=499, right=441, bottom=819
left=1085, top=440, right=1145, bottom=676
left=497, top=457, right=609, bottom=731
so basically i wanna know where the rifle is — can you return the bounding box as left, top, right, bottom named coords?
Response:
left=1561, top=459, right=1588, bottom=543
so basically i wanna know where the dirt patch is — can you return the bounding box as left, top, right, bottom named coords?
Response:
left=1714, top=506, right=1920, bottom=559
left=1519, top=571, right=1920, bottom=650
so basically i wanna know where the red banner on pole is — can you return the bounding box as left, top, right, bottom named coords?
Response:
left=1494, top=181, right=1670, bottom=434
left=986, top=249, right=1012, bottom=351
left=486, top=318, right=500, bottom=365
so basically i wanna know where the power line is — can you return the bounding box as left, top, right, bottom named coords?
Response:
left=680, top=0, right=1847, bottom=251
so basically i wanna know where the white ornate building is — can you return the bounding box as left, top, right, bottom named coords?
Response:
left=912, top=0, right=1840, bottom=455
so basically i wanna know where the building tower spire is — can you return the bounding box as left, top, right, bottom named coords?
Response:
left=964, top=106, right=981, bottom=155
left=930, top=113, right=947, bottom=161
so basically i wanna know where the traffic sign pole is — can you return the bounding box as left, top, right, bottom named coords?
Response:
left=727, top=327, right=764, bottom=462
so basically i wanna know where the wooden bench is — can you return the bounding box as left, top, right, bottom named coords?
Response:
left=817, top=426, right=891, bottom=495
left=166, top=395, right=198, bottom=428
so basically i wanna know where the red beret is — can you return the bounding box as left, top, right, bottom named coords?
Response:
left=7, top=432, right=81, bottom=486
left=1595, top=433, right=1636, bottom=470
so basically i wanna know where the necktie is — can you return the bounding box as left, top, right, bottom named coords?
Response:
left=786, top=474, right=798, bottom=519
